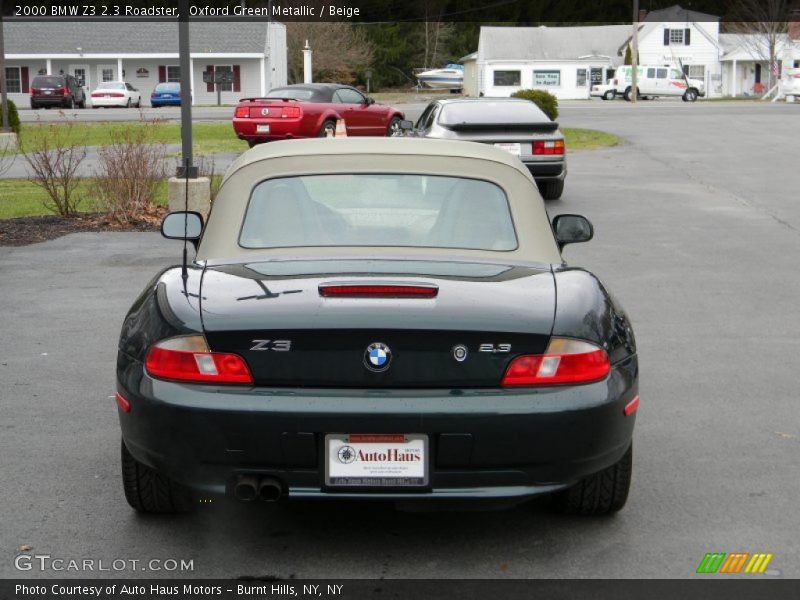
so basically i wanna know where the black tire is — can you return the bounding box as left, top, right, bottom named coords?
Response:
left=30, top=103, right=38, bottom=110
left=126, top=98, right=131, bottom=108
left=121, top=439, right=192, bottom=514
left=683, top=89, right=698, bottom=102
left=318, top=120, right=336, bottom=138
left=387, top=116, right=402, bottom=137
left=247, top=140, right=262, bottom=149
left=623, top=87, right=632, bottom=101
left=552, top=444, right=632, bottom=515
left=66, top=97, right=75, bottom=109
left=537, top=179, right=565, bottom=201
left=603, top=90, right=615, bottom=101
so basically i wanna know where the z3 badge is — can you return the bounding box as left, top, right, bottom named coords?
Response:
left=249, top=339, right=292, bottom=351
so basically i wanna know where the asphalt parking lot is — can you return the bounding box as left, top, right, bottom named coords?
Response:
left=1, top=101, right=799, bottom=579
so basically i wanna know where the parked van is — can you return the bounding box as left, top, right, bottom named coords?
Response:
left=613, top=65, right=704, bottom=102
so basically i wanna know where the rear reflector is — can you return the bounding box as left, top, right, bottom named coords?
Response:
left=145, top=335, right=253, bottom=384
left=115, top=392, right=131, bottom=413
left=319, top=284, right=438, bottom=298
left=624, top=395, right=640, bottom=416
left=533, top=140, right=565, bottom=155
left=501, top=338, right=610, bottom=386
left=234, top=106, right=249, bottom=118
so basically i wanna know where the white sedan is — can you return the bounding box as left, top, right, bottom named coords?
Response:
left=90, top=82, right=142, bottom=108
left=590, top=80, right=617, bottom=100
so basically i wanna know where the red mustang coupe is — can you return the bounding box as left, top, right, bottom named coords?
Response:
left=233, top=84, right=405, bottom=147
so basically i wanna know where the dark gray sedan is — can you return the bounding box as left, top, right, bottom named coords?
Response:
left=410, top=98, right=567, bottom=200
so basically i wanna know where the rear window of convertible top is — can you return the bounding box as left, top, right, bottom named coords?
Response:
left=239, top=174, right=518, bottom=252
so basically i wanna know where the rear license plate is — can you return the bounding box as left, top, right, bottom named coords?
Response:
left=494, top=142, right=521, bottom=156
left=325, top=434, right=428, bottom=487
left=43, top=90, right=53, bottom=95
left=256, top=124, right=270, bottom=133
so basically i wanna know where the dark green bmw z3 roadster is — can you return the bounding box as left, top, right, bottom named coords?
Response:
left=116, top=137, right=638, bottom=515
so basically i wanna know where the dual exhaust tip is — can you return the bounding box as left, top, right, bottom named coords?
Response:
left=233, top=475, right=284, bottom=502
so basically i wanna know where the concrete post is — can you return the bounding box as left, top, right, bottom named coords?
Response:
left=303, top=40, right=313, bottom=84
left=168, top=177, right=212, bottom=219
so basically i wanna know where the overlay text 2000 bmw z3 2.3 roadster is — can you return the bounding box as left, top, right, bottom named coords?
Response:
left=116, top=138, right=638, bottom=514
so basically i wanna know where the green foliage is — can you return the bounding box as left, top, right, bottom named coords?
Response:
left=624, top=44, right=632, bottom=65
left=510, top=89, right=559, bottom=121
left=4, top=100, right=21, bottom=135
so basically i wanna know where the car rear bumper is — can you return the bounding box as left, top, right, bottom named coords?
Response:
left=31, top=96, right=70, bottom=106
left=91, top=98, right=127, bottom=107
left=523, top=159, right=567, bottom=181
left=233, top=118, right=309, bottom=141
left=117, top=354, right=637, bottom=501
left=151, top=98, right=181, bottom=106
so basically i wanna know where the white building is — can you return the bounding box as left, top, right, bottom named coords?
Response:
left=468, top=5, right=800, bottom=100
left=3, top=20, right=287, bottom=107
left=466, top=25, right=631, bottom=100
left=720, top=33, right=800, bottom=97
left=624, top=5, right=723, bottom=97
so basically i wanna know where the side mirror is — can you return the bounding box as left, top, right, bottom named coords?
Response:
left=161, top=211, right=203, bottom=242
left=552, top=214, right=593, bottom=249
left=399, top=119, right=414, bottom=131
left=365, top=96, right=375, bottom=106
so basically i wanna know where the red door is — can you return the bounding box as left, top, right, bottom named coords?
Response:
left=334, top=88, right=381, bottom=135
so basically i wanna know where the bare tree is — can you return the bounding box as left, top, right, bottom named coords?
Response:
left=92, top=119, right=167, bottom=224
left=285, top=22, right=373, bottom=84
left=22, top=119, right=87, bottom=217
left=728, top=0, right=792, bottom=92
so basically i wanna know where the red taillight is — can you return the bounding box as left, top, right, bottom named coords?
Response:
left=145, top=335, right=253, bottom=385
left=281, top=106, right=301, bottom=118
left=319, top=284, right=438, bottom=298
left=60, top=87, right=68, bottom=96
left=93, top=92, right=124, bottom=97
left=501, top=338, right=610, bottom=386
left=234, top=105, right=250, bottom=118
left=533, top=140, right=565, bottom=155
left=793, top=73, right=800, bottom=79
left=31, top=88, right=40, bottom=94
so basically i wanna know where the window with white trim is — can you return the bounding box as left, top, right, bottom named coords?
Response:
left=214, top=65, right=233, bottom=92
left=101, top=68, right=114, bottom=82
left=688, top=65, right=705, bottom=78
left=576, top=69, right=587, bottom=86
left=5, top=67, right=21, bottom=94
left=493, top=70, right=521, bottom=86
left=166, top=66, right=181, bottom=82
left=669, top=29, right=684, bottom=44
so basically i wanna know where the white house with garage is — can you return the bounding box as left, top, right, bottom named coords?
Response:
left=2, top=20, right=286, bottom=107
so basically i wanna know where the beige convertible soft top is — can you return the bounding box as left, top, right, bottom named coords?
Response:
left=199, top=137, right=562, bottom=264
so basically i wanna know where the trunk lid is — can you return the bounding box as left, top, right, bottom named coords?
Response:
left=200, top=259, right=555, bottom=388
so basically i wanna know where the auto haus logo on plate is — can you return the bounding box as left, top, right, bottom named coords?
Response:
left=364, top=342, right=392, bottom=372
left=327, top=434, right=427, bottom=487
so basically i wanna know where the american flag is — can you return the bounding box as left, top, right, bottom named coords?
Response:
left=771, top=61, right=780, bottom=77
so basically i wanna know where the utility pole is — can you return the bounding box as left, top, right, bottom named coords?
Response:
left=177, top=0, right=195, bottom=177
left=631, top=0, right=639, bottom=104
left=0, top=11, right=10, bottom=132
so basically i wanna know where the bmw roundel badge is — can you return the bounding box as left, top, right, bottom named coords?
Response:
left=364, top=342, right=392, bottom=372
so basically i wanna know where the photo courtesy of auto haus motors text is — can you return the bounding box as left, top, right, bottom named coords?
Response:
left=2, top=0, right=800, bottom=598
